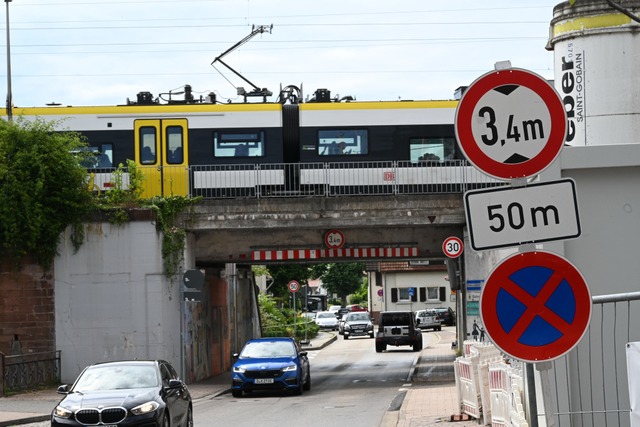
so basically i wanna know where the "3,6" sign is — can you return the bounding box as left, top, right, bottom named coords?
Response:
left=464, top=179, right=581, bottom=251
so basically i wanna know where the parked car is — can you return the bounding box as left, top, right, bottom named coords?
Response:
left=342, top=311, right=374, bottom=339
left=315, top=311, right=339, bottom=330
left=302, top=311, right=317, bottom=321
left=231, top=337, right=310, bottom=397
left=346, top=304, right=367, bottom=312
left=433, top=307, right=456, bottom=326
left=51, top=360, right=192, bottom=427
left=415, top=309, right=442, bottom=331
left=375, top=311, right=423, bottom=352
left=337, top=314, right=347, bottom=335
left=328, top=305, right=342, bottom=312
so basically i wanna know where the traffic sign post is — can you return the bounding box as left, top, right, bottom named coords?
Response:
left=288, top=280, right=300, bottom=337
left=455, top=68, right=567, bottom=180
left=465, top=178, right=581, bottom=251
left=288, top=280, right=300, bottom=293
left=443, top=236, right=464, bottom=258
left=480, top=251, right=591, bottom=363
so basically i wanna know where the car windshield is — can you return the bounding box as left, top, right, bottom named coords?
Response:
left=347, top=313, right=369, bottom=321
left=240, top=341, right=296, bottom=358
left=73, top=364, right=159, bottom=391
left=317, top=312, right=334, bottom=319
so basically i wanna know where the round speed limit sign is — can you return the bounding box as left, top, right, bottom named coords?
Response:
left=288, top=280, right=300, bottom=293
left=443, top=236, right=464, bottom=258
left=455, top=68, right=567, bottom=180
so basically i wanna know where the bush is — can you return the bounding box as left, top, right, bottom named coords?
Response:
left=258, top=294, right=319, bottom=340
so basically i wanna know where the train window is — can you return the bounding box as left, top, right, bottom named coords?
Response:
left=73, top=144, right=113, bottom=169
left=166, top=126, right=184, bottom=164
left=139, top=127, right=157, bottom=164
left=96, top=144, right=113, bottom=168
left=213, top=131, right=265, bottom=158
left=318, top=130, right=368, bottom=156
left=410, top=138, right=454, bottom=163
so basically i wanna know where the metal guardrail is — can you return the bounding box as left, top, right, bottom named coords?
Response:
left=89, top=160, right=503, bottom=199
left=1, top=350, right=61, bottom=396
left=540, top=291, right=640, bottom=427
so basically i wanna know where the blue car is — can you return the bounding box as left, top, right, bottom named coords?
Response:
left=231, top=337, right=310, bottom=397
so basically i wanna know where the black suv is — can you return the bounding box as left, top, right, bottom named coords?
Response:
left=433, top=307, right=456, bottom=326
left=375, top=311, right=423, bottom=352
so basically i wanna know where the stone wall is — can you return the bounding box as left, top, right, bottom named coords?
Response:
left=0, top=258, right=55, bottom=355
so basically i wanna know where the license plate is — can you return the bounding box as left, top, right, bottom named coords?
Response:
left=354, top=329, right=363, bottom=332
left=254, top=378, right=274, bottom=384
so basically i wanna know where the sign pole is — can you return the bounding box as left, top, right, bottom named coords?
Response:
left=288, top=280, right=301, bottom=341
left=524, top=363, right=540, bottom=427
left=443, top=237, right=464, bottom=349
left=536, top=362, right=558, bottom=427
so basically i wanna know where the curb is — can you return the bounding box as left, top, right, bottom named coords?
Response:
left=301, top=332, right=337, bottom=351
left=0, top=414, right=49, bottom=427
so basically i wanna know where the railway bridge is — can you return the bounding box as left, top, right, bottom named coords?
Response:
left=184, top=193, right=467, bottom=265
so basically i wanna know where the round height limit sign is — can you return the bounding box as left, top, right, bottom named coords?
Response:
left=455, top=68, right=567, bottom=180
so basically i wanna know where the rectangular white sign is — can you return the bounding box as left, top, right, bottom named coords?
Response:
left=465, top=179, right=581, bottom=251
left=627, top=342, right=640, bottom=427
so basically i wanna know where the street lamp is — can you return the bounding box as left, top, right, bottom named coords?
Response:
left=4, top=0, right=12, bottom=122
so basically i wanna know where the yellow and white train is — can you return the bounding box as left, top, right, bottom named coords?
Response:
left=6, top=87, right=495, bottom=198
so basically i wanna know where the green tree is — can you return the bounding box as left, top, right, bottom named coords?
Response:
left=316, top=263, right=365, bottom=305
left=0, top=118, right=94, bottom=269
left=348, top=277, right=369, bottom=307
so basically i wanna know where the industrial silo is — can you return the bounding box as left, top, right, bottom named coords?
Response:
left=546, top=0, right=640, bottom=146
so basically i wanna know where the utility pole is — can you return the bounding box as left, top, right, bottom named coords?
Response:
left=5, top=0, right=13, bottom=122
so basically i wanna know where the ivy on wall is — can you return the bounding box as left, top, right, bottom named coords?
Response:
left=0, top=118, right=93, bottom=269
left=0, top=118, right=200, bottom=278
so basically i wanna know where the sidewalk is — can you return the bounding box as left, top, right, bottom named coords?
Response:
left=381, top=329, right=478, bottom=427
left=0, top=330, right=480, bottom=427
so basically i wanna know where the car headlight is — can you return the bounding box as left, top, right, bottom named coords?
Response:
left=283, top=364, right=298, bottom=372
left=53, top=405, right=73, bottom=419
left=233, top=365, right=246, bottom=373
left=131, top=401, right=160, bottom=416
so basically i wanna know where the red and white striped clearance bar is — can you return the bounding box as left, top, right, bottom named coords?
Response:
left=252, top=247, right=419, bottom=261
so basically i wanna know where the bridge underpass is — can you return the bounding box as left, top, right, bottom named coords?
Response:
left=184, top=193, right=467, bottom=265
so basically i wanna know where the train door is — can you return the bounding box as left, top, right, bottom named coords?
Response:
left=134, top=119, right=189, bottom=198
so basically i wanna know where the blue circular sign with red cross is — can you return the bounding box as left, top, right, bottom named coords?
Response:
left=480, top=251, right=591, bottom=363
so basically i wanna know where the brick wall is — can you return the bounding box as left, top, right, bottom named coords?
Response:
left=0, top=258, right=55, bottom=355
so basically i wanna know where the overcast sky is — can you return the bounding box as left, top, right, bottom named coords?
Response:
left=3, top=0, right=561, bottom=107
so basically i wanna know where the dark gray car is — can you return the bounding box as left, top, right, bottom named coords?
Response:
left=342, top=311, right=374, bottom=339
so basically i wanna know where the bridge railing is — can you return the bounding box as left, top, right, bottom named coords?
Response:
left=189, top=160, right=502, bottom=199
left=88, top=160, right=502, bottom=199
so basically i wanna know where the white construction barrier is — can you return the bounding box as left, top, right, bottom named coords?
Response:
left=455, top=341, right=529, bottom=427
left=455, top=354, right=482, bottom=419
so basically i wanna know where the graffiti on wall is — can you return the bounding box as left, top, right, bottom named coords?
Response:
left=183, top=300, right=211, bottom=382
